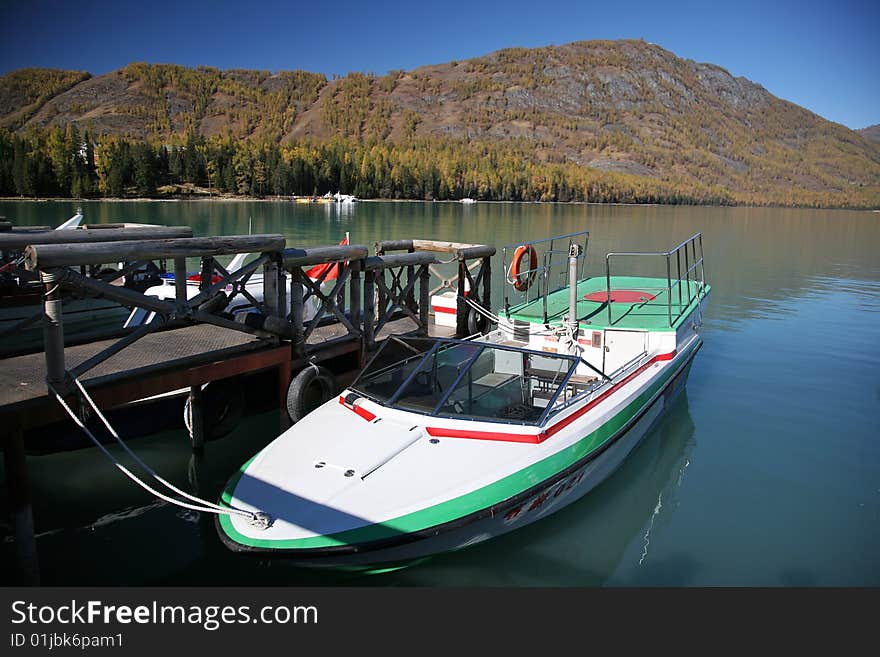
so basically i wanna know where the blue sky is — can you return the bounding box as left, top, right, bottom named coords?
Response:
left=0, top=0, right=876, bottom=129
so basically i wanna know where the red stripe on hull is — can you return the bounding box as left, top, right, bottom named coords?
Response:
left=425, top=426, right=542, bottom=443
left=426, top=349, right=678, bottom=443
left=339, top=396, right=377, bottom=422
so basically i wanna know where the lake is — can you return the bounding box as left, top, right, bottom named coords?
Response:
left=1, top=199, right=878, bottom=586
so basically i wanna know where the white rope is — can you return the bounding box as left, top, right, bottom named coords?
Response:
left=459, top=295, right=558, bottom=337
left=72, top=379, right=239, bottom=516
left=50, top=380, right=265, bottom=526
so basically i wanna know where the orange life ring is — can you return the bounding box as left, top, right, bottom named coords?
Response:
left=509, top=245, right=538, bottom=292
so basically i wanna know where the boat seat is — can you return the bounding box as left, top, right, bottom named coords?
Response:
left=472, top=372, right=518, bottom=388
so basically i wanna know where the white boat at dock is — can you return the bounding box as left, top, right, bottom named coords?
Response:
left=217, top=230, right=710, bottom=568
left=123, top=234, right=351, bottom=328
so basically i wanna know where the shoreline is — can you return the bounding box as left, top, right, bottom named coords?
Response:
left=0, top=196, right=876, bottom=212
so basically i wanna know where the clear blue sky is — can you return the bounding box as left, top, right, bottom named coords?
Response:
left=0, top=0, right=876, bottom=129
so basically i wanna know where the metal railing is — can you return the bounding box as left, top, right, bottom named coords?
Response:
left=605, top=232, right=706, bottom=328
left=502, top=230, right=590, bottom=323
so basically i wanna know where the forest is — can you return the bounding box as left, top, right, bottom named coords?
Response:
left=0, top=124, right=763, bottom=206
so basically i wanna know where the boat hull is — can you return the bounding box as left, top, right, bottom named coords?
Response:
left=217, top=339, right=700, bottom=568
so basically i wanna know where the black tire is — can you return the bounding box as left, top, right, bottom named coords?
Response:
left=287, top=365, right=336, bottom=423
left=184, top=378, right=246, bottom=440
left=466, top=305, right=489, bottom=335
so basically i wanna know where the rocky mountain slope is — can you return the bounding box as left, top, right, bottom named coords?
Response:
left=858, top=124, right=880, bottom=145
left=2, top=40, right=878, bottom=206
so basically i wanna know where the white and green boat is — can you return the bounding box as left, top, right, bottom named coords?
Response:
left=217, top=231, right=709, bottom=568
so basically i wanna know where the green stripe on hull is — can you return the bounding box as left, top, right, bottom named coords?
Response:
left=218, top=340, right=700, bottom=550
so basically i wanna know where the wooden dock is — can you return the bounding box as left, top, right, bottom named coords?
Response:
left=0, top=225, right=491, bottom=584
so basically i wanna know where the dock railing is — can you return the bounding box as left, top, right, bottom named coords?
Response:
left=24, top=234, right=288, bottom=394
left=16, top=230, right=499, bottom=398
left=604, top=232, right=706, bottom=328
left=374, top=239, right=495, bottom=338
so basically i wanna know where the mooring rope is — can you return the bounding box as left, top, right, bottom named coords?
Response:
left=459, top=294, right=559, bottom=337
left=50, top=379, right=270, bottom=529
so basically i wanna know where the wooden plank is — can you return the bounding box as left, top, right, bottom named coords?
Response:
left=0, top=324, right=262, bottom=410
left=25, top=234, right=284, bottom=269
left=455, top=245, right=496, bottom=260
left=1, top=226, right=192, bottom=250
left=374, top=239, right=413, bottom=254
left=89, top=344, right=291, bottom=412
left=364, top=252, right=436, bottom=270
left=281, top=245, right=368, bottom=268
left=8, top=226, right=53, bottom=233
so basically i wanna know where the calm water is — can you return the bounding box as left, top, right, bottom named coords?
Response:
left=1, top=200, right=878, bottom=586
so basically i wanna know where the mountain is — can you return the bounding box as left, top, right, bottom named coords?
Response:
left=1, top=40, right=878, bottom=207
left=858, top=125, right=880, bottom=145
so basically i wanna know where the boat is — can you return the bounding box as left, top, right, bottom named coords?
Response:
left=460, top=198, right=476, bottom=204
left=333, top=192, right=358, bottom=204
left=216, top=230, right=710, bottom=568
left=124, top=233, right=351, bottom=328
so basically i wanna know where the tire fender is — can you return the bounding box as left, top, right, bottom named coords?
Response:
left=286, top=365, right=337, bottom=423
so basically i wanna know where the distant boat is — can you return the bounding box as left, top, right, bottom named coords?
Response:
left=460, top=198, right=476, bottom=204
left=333, top=192, right=358, bottom=204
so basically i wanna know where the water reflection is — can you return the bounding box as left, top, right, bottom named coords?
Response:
left=2, top=201, right=879, bottom=585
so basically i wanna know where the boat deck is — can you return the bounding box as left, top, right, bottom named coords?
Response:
left=506, top=276, right=709, bottom=331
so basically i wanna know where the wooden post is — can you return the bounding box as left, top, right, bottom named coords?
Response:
left=174, top=257, right=187, bottom=313
left=4, top=416, right=40, bottom=585
left=276, top=257, right=287, bottom=323
left=455, top=260, right=468, bottom=338
left=363, top=268, right=376, bottom=351
left=199, top=256, right=213, bottom=292
left=263, top=257, right=280, bottom=317
left=377, top=268, right=387, bottom=323
left=482, top=255, right=492, bottom=324
left=349, top=259, right=362, bottom=335
left=188, top=385, right=205, bottom=452
left=41, top=270, right=67, bottom=391
left=289, top=267, right=305, bottom=360
left=418, top=263, right=430, bottom=336
left=405, top=245, right=417, bottom=314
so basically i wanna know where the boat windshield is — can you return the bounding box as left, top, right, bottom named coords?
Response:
left=351, top=337, right=582, bottom=426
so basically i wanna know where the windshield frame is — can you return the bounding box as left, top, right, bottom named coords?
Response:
left=350, top=337, right=582, bottom=427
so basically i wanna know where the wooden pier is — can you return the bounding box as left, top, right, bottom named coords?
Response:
left=0, top=223, right=494, bottom=584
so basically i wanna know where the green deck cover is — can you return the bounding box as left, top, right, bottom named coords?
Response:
left=505, top=276, right=709, bottom=331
